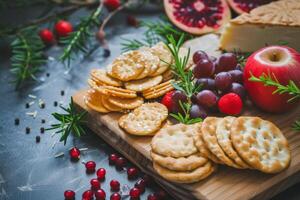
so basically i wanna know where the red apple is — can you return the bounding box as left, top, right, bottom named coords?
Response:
left=244, top=46, right=300, bottom=113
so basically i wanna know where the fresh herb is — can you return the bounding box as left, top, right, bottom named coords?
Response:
left=10, top=26, right=46, bottom=89
left=233, top=50, right=251, bottom=68
left=292, top=119, right=300, bottom=131
left=46, top=97, right=87, bottom=145
left=121, top=38, right=149, bottom=52
left=170, top=101, right=202, bottom=124
left=249, top=73, right=300, bottom=102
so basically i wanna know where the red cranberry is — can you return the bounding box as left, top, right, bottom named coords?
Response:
left=134, top=179, right=145, bottom=194
left=115, top=157, right=126, bottom=169
left=147, top=194, right=158, bottom=200
left=69, top=147, right=80, bottom=160
left=96, top=168, right=106, bottom=180
left=110, top=193, right=121, bottom=200
left=104, top=0, right=121, bottom=11
left=127, top=15, right=139, bottom=27
left=110, top=180, right=120, bottom=191
left=95, top=189, right=106, bottom=200
left=109, top=153, right=118, bottom=165
left=64, top=190, right=75, bottom=200
left=85, top=161, right=96, bottom=173
left=55, top=20, right=73, bottom=37
left=90, top=178, right=101, bottom=190
left=127, top=167, right=138, bottom=179
left=82, top=190, right=93, bottom=200
left=39, top=29, right=55, bottom=45
left=129, top=187, right=140, bottom=199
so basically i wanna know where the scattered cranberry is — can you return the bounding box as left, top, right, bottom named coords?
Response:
left=90, top=178, right=101, bottom=190
left=95, top=189, right=106, bottom=200
left=127, top=167, right=138, bottom=179
left=127, top=15, right=139, bottom=27
left=110, top=193, right=121, bottom=200
left=147, top=194, right=158, bottom=200
left=39, top=29, right=55, bottom=45
left=129, top=187, right=140, bottom=199
left=104, top=0, right=121, bottom=11
left=69, top=147, right=80, bottom=160
left=109, top=153, right=118, bottom=165
left=110, top=180, right=120, bottom=191
left=115, top=157, right=126, bottom=169
left=82, top=190, right=94, bottom=200
left=85, top=161, right=96, bottom=173
left=55, top=20, right=73, bottom=37
left=96, top=168, right=106, bottom=180
left=218, top=93, right=243, bottom=115
left=64, top=190, right=75, bottom=200
left=134, top=179, right=145, bottom=194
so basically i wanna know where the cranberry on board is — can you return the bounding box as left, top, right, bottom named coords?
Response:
left=147, top=193, right=158, bottom=200
left=69, top=147, right=80, bottom=160
left=110, top=179, right=120, bottom=191
left=55, top=20, right=73, bottom=37
left=39, top=29, right=55, bottom=44
left=82, top=190, right=94, bottom=199
left=110, top=192, right=121, bottom=200
left=85, top=161, right=96, bottom=173
left=90, top=178, right=101, bottom=190
left=64, top=190, right=75, bottom=200
left=103, top=0, right=121, bottom=11
left=96, top=168, right=106, bottom=180
left=127, top=167, right=139, bottom=179
left=129, top=187, right=141, bottom=199
left=95, top=189, right=106, bottom=200
left=109, top=153, right=118, bottom=165
left=115, top=157, right=126, bottom=169
left=134, top=179, right=146, bottom=193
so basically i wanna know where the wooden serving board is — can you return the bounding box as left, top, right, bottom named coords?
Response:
left=73, top=90, right=300, bottom=200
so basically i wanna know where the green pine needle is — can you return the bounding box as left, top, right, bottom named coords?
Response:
left=10, top=26, right=46, bottom=89
left=46, top=97, right=87, bottom=145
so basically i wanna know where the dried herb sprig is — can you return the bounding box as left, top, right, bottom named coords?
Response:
left=46, top=97, right=87, bottom=145
left=170, top=101, right=203, bottom=125
left=10, top=26, right=47, bottom=89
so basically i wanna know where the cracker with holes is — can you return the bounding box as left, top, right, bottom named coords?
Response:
left=84, top=90, right=110, bottom=113
left=142, top=80, right=174, bottom=99
left=150, top=42, right=172, bottom=76
left=124, top=75, right=163, bottom=92
left=153, top=161, right=216, bottom=184
left=151, top=124, right=198, bottom=158
left=101, top=95, right=123, bottom=112
left=135, top=48, right=160, bottom=79
left=202, top=117, right=241, bottom=168
left=90, top=69, right=123, bottom=87
left=216, top=117, right=251, bottom=169
left=231, top=117, right=291, bottom=173
left=108, top=96, right=144, bottom=110
left=96, top=85, right=137, bottom=99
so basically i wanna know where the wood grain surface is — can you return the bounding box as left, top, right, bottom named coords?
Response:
left=73, top=90, right=300, bottom=200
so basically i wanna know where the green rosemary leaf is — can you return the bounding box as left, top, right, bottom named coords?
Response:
left=292, top=120, right=300, bottom=132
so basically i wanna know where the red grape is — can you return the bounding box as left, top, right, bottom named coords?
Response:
left=230, top=83, right=246, bottom=99
left=193, top=50, right=208, bottom=64
left=196, top=78, right=216, bottom=90
left=228, top=70, right=243, bottom=83
left=217, top=53, right=237, bottom=71
left=190, top=104, right=208, bottom=119
left=215, top=72, right=232, bottom=91
left=196, top=90, right=218, bottom=109
left=193, top=59, right=215, bottom=78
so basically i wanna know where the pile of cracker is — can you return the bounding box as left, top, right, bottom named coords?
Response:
left=151, top=116, right=291, bottom=183
left=84, top=42, right=183, bottom=113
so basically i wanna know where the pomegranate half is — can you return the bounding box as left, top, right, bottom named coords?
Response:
left=164, top=0, right=231, bottom=35
left=226, top=0, right=276, bottom=14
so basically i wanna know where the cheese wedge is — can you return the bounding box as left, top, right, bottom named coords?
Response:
left=220, top=0, right=300, bottom=53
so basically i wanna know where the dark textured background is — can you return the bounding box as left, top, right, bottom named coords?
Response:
left=0, top=3, right=299, bottom=200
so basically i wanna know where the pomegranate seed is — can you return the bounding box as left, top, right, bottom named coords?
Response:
left=110, top=192, right=121, bottom=200
left=129, top=187, right=140, bottom=199
left=110, top=179, right=120, bottom=191
left=147, top=194, right=158, bottom=200
left=69, top=147, right=80, bottom=160
left=82, top=190, right=93, bottom=200
left=95, top=189, right=106, bottom=200
left=96, top=168, right=106, bottom=180
left=115, top=157, right=126, bottom=169
left=90, top=178, right=101, bottom=190
left=64, top=190, right=75, bottom=199
left=109, top=153, right=118, bottom=165
left=85, top=161, right=96, bottom=173
left=134, top=179, right=145, bottom=194
left=127, top=167, right=138, bottom=179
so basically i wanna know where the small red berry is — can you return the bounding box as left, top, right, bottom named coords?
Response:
left=55, top=20, right=73, bottom=37
left=110, top=179, right=120, bottom=191
left=115, top=157, right=126, bottom=169
left=218, top=93, right=243, bottom=115
left=64, top=190, right=75, bottom=200
left=85, top=161, right=96, bottom=173
left=134, top=179, right=145, bottom=194
left=95, top=189, right=106, bottom=200
left=161, top=90, right=175, bottom=111
left=69, top=147, right=80, bottom=160
left=129, top=187, right=140, bottom=199
left=39, top=29, right=54, bottom=45
left=82, top=190, right=93, bottom=200
left=110, top=192, right=121, bottom=200
left=109, top=153, right=118, bottom=165
left=127, top=167, right=138, bottom=179
left=90, top=178, right=101, bottom=190
left=104, top=0, right=121, bottom=11
left=147, top=194, right=158, bottom=200
left=96, top=168, right=106, bottom=180
left=127, top=15, right=139, bottom=27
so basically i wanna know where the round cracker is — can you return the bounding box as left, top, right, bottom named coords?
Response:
left=150, top=42, right=172, bottom=76
left=153, top=161, right=215, bottom=184
left=143, top=80, right=174, bottom=94
left=96, top=86, right=137, bottom=99
left=91, top=69, right=122, bottom=86
left=124, top=76, right=163, bottom=92
left=108, top=96, right=144, bottom=110
left=84, top=90, right=110, bottom=113
left=201, top=117, right=241, bottom=168
left=101, top=95, right=123, bottom=112
left=231, top=117, right=291, bottom=173
left=134, top=48, right=160, bottom=79
left=143, top=85, right=174, bottom=99
left=162, top=69, right=173, bottom=81
left=151, top=151, right=208, bottom=171
left=216, top=117, right=251, bottom=169
left=151, top=124, right=198, bottom=158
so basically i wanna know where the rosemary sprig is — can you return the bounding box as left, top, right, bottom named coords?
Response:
left=292, top=120, right=300, bottom=131
left=249, top=73, right=300, bottom=102
left=121, top=38, right=148, bottom=52
left=10, top=27, right=46, bottom=89
left=59, top=3, right=103, bottom=66
left=170, top=101, right=203, bottom=124
left=46, top=97, right=87, bottom=145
